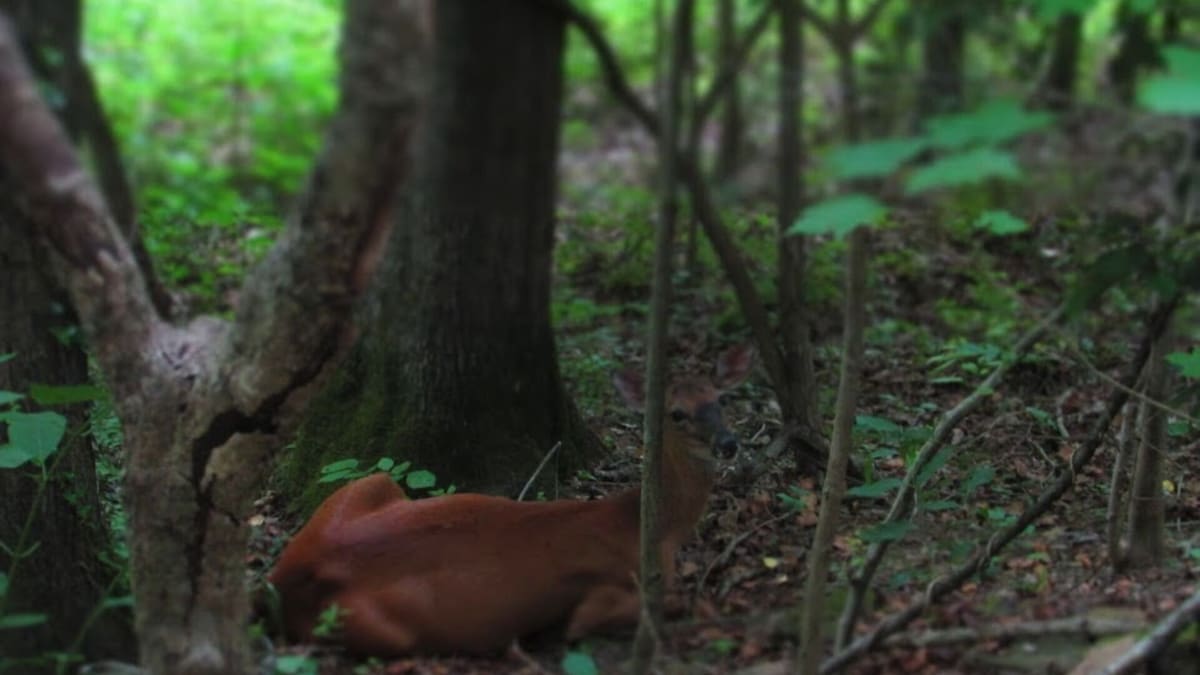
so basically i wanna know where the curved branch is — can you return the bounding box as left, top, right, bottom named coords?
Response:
left=693, top=0, right=775, bottom=130
left=0, top=12, right=162, bottom=379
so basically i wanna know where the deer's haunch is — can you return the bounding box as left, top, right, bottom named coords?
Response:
left=268, top=345, right=752, bottom=656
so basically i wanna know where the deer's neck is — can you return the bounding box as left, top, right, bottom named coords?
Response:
left=658, top=424, right=717, bottom=546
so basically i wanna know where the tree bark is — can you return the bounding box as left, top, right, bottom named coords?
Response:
left=1123, top=323, right=1171, bottom=568
left=713, top=0, right=743, bottom=183
left=1109, top=1, right=1162, bottom=104
left=0, top=0, right=425, bottom=670
left=777, top=0, right=820, bottom=450
left=1037, top=11, right=1082, bottom=111
left=916, top=0, right=966, bottom=118
left=286, top=0, right=601, bottom=507
left=0, top=178, right=136, bottom=668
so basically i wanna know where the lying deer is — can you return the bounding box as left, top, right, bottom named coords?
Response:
left=268, top=344, right=752, bottom=655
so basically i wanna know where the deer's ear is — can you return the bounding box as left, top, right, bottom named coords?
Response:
left=715, top=344, right=754, bottom=389
left=612, top=369, right=645, bottom=411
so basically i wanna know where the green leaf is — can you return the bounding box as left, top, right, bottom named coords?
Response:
left=0, top=353, right=14, bottom=365
left=0, top=612, right=48, bottom=630
left=100, top=595, right=134, bottom=610
left=316, top=470, right=356, bottom=484
left=320, top=458, right=360, bottom=474
left=974, top=209, right=1029, bottom=235
left=914, top=447, right=953, bottom=488
left=405, top=470, right=437, bottom=490
left=0, top=391, right=23, bottom=407
left=923, top=99, right=1053, bottom=149
left=374, top=457, right=395, bottom=472
left=1140, top=48, right=1200, bottom=114
left=29, top=383, right=103, bottom=405
left=861, top=520, right=913, bottom=543
left=962, top=464, right=996, bottom=495
left=847, top=478, right=902, bottom=498
left=788, top=194, right=887, bottom=239
left=906, top=148, right=1021, bottom=194
left=562, top=651, right=599, bottom=675
left=828, top=137, right=926, bottom=180
left=855, top=415, right=902, bottom=434
left=0, top=411, right=66, bottom=468
left=274, top=654, right=318, bottom=675
left=1166, top=350, right=1200, bottom=379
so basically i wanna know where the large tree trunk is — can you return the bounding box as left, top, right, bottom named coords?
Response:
left=1123, top=323, right=1171, bottom=568
left=288, top=0, right=601, bottom=505
left=0, top=182, right=136, bottom=668
left=0, top=0, right=425, bottom=671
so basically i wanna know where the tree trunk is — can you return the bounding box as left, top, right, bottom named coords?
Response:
left=917, top=0, right=966, bottom=118
left=777, top=0, right=819, bottom=451
left=1109, top=1, right=1162, bottom=104
left=713, top=0, right=743, bottom=184
left=0, top=0, right=426, bottom=670
left=1123, top=323, right=1171, bottom=568
left=288, top=0, right=601, bottom=506
left=1037, top=11, right=1082, bottom=111
left=0, top=179, right=136, bottom=668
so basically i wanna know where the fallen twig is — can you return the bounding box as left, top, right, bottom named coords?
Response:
left=1095, top=588, right=1200, bottom=675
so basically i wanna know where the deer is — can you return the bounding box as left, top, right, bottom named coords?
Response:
left=267, top=344, right=752, bottom=656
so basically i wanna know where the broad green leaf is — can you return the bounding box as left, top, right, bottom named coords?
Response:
left=29, top=383, right=103, bottom=405
left=101, top=595, right=134, bottom=610
left=1140, top=76, right=1200, bottom=114
left=0, top=353, right=14, bottom=365
left=1166, top=350, right=1200, bottom=379
left=974, top=210, right=1029, bottom=235
left=924, top=100, right=1053, bottom=149
left=788, top=194, right=886, bottom=239
left=828, top=137, right=926, bottom=180
left=962, top=464, right=996, bottom=495
left=405, top=470, right=437, bottom=490
left=320, top=458, right=359, bottom=474
left=856, top=415, right=901, bottom=434
left=922, top=499, right=959, bottom=512
left=1161, top=47, right=1200, bottom=74
left=906, top=148, right=1021, bottom=194
left=374, top=457, right=395, bottom=471
left=316, top=470, right=356, bottom=484
left=847, top=478, right=903, bottom=499
left=0, top=391, right=23, bottom=407
left=0, top=612, right=48, bottom=630
left=562, top=651, right=599, bottom=675
left=861, top=520, right=913, bottom=543
left=274, top=654, right=319, bottom=675
left=1, top=411, right=66, bottom=467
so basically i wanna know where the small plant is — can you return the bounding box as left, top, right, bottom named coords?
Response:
left=777, top=485, right=811, bottom=512
left=273, top=653, right=319, bottom=675
left=317, top=456, right=452, bottom=495
left=311, top=602, right=345, bottom=640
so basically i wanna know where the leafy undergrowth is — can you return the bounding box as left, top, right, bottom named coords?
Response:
left=246, top=112, right=1200, bottom=674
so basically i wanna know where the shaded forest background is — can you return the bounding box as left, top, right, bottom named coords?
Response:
left=1, top=0, right=1199, bottom=673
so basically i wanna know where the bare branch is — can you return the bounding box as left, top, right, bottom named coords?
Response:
left=852, top=0, right=892, bottom=38
left=1096, top=589, right=1200, bottom=675
left=694, top=1, right=775, bottom=130
left=799, top=2, right=835, bottom=42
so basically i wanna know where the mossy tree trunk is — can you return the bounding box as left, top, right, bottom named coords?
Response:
left=288, top=0, right=601, bottom=507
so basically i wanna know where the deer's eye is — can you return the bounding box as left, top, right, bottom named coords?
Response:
left=670, top=409, right=688, bottom=422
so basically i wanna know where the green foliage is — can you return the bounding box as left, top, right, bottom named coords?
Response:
left=788, top=194, right=886, bottom=239
left=562, top=649, right=600, bottom=675
left=311, top=603, right=344, bottom=639
left=906, top=148, right=1021, bottom=195
left=273, top=654, right=319, bottom=675
left=827, top=138, right=926, bottom=180
left=1139, top=48, right=1200, bottom=114
left=777, top=485, right=811, bottom=512
left=85, top=0, right=339, bottom=307
left=922, top=100, right=1053, bottom=150
left=973, top=210, right=1029, bottom=236
left=1167, top=350, right=1200, bottom=379
left=317, top=457, right=449, bottom=496
left=860, top=520, right=913, bottom=544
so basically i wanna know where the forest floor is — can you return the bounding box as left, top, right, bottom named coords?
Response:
left=249, top=111, right=1200, bottom=674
